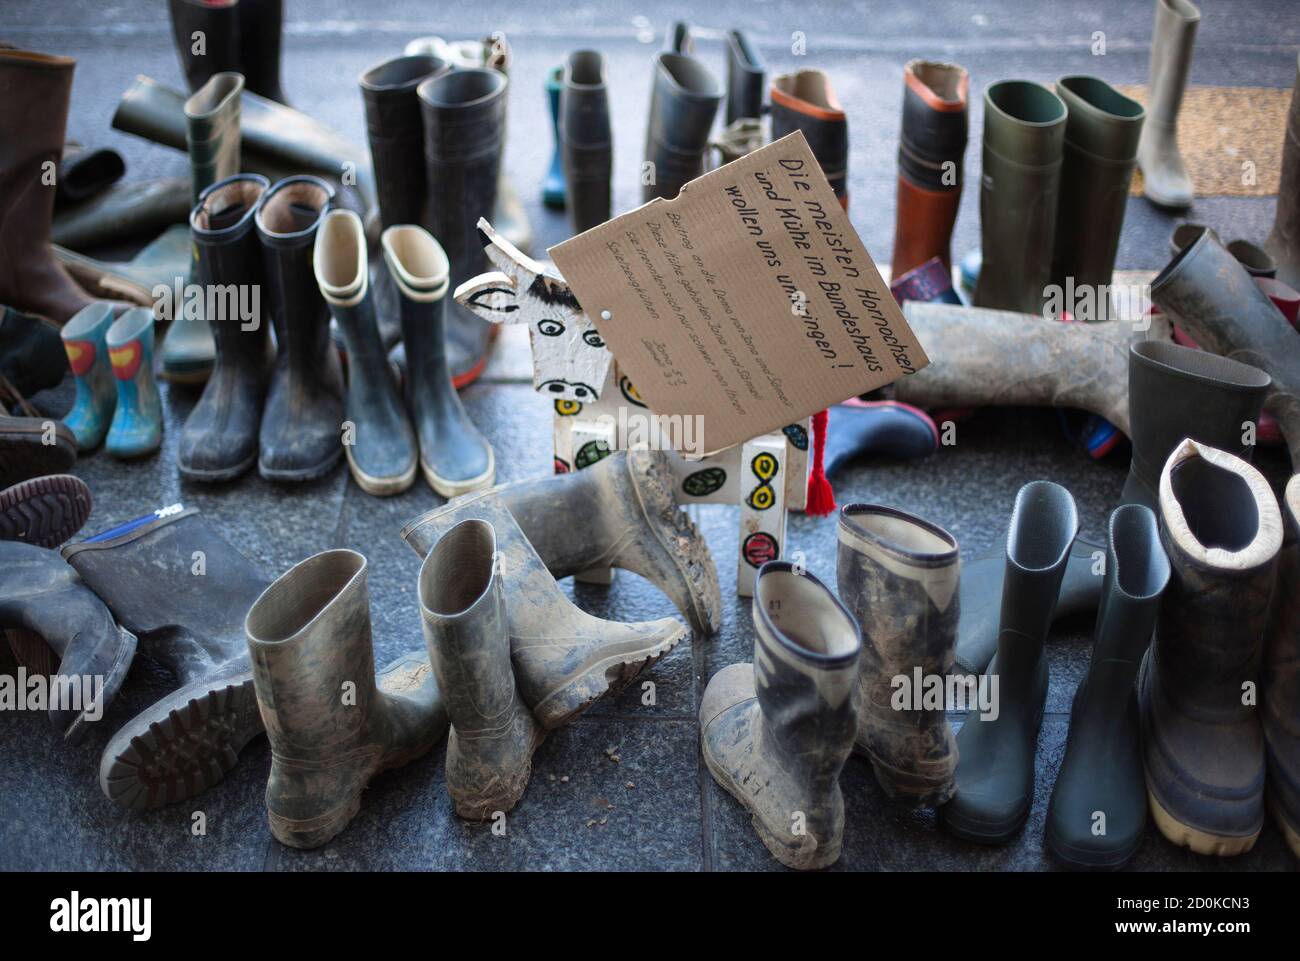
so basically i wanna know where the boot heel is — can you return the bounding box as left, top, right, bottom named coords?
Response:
left=1147, top=786, right=1261, bottom=857
left=267, top=793, right=364, bottom=850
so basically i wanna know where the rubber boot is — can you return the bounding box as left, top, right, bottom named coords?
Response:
left=401, top=490, right=688, bottom=729
left=54, top=226, right=191, bottom=308
left=701, top=561, right=860, bottom=870
left=1264, top=474, right=1300, bottom=857
left=1137, top=0, right=1200, bottom=209
left=1228, top=240, right=1277, bottom=279
left=770, top=70, right=849, bottom=208
left=940, top=481, right=1078, bottom=843
left=0, top=541, right=136, bottom=742
left=178, top=173, right=272, bottom=481
left=713, top=117, right=765, bottom=166
left=824, top=401, right=939, bottom=478
left=1265, top=52, right=1300, bottom=290
left=246, top=549, right=448, bottom=848
left=0, top=306, right=66, bottom=407
left=542, top=66, right=566, bottom=209
left=360, top=54, right=448, bottom=230
left=1051, top=76, right=1145, bottom=304
left=973, top=80, right=1066, bottom=315
left=237, top=0, right=289, bottom=104
left=316, top=210, right=417, bottom=495
left=61, top=506, right=271, bottom=808
left=55, top=143, right=125, bottom=207
left=0, top=416, right=76, bottom=489
left=724, top=30, right=764, bottom=126
left=167, top=0, right=239, bottom=96
left=381, top=223, right=493, bottom=496
left=837, top=504, right=959, bottom=807
left=159, top=72, right=245, bottom=384
left=1046, top=504, right=1171, bottom=870
left=1151, top=229, right=1300, bottom=465
left=418, top=68, right=507, bottom=388
left=560, top=51, right=612, bottom=235
left=0, top=473, right=91, bottom=548
left=104, top=308, right=162, bottom=459
left=643, top=52, right=722, bottom=202
left=59, top=302, right=116, bottom=451
left=481, top=448, right=721, bottom=636
left=419, top=518, right=544, bottom=819
left=1140, top=440, right=1281, bottom=855
left=1122, top=340, right=1270, bottom=511
left=891, top=60, right=968, bottom=278
left=53, top=176, right=192, bottom=251
left=0, top=47, right=95, bottom=323
left=255, top=175, right=345, bottom=482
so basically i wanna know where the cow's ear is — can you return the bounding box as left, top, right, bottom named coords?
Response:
left=454, top=271, right=520, bottom=324
left=477, top=217, right=546, bottom=284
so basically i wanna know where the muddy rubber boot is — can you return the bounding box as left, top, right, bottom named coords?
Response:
left=316, top=210, right=417, bottom=495
left=483, top=448, right=721, bottom=636
left=0, top=474, right=91, bottom=547
left=770, top=70, right=849, bottom=208
left=1046, top=504, right=1170, bottom=870
left=0, top=47, right=95, bottom=323
left=891, top=60, right=968, bottom=278
left=823, top=401, right=939, bottom=477
left=104, top=308, right=162, bottom=459
left=159, top=72, right=245, bottom=384
left=1137, top=0, right=1200, bottom=209
left=1122, top=340, right=1271, bottom=511
left=0, top=541, right=135, bottom=742
left=360, top=54, right=448, bottom=230
left=837, top=504, right=959, bottom=807
left=59, top=302, right=116, bottom=451
left=1266, top=53, right=1300, bottom=290
left=1051, top=76, right=1145, bottom=303
left=701, top=561, right=860, bottom=870
left=940, top=481, right=1078, bottom=844
left=255, top=175, right=345, bottom=482
left=1265, top=475, right=1300, bottom=857
left=1151, top=229, right=1300, bottom=465
left=560, top=51, right=612, bottom=235
left=419, top=518, right=544, bottom=819
left=1140, top=440, right=1281, bottom=855
left=246, top=549, right=448, bottom=848
left=0, top=416, right=77, bottom=488
left=973, top=80, right=1066, bottom=314
left=643, top=52, right=722, bottom=202
left=542, top=66, right=566, bottom=209
left=61, top=506, right=269, bottom=808
left=178, top=173, right=272, bottom=482
left=418, top=68, right=506, bottom=388
left=382, top=223, right=493, bottom=496
left=402, top=489, right=687, bottom=729
left=724, top=30, right=764, bottom=126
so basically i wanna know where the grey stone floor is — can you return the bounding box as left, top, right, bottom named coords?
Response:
left=2, top=0, right=1298, bottom=871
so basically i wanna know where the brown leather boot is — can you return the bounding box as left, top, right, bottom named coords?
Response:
left=0, top=48, right=95, bottom=323
left=890, top=60, right=969, bottom=280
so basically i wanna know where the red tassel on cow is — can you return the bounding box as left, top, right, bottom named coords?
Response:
left=805, top=408, right=835, bottom=516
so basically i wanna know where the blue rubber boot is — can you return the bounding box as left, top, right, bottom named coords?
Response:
left=60, top=302, right=117, bottom=452
left=542, top=66, right=566, bottom=209
left=105, top=308, right=163, bottom=458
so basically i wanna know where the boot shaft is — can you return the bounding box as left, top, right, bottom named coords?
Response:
left=168, top=0, right=239, bottom=94
left=0, top=48, right=74, bottom=225
left=255, top=175, right=334, bottom=370
left=1088, top=504, right=1170, bottom=693
left=193, top=173, right=270, bottom=354
left=382, top=223, right=452, bottom=386
left=997, top=480, right=1079, bottom=669
left=236, top=0, right=287, bottom=103
left=315, top=208, right=389, bottom=405
left=897, top=59, right=968, bottom=191
left=184, top=72, right=243, bottom=207
left=770, top=69, right=848, bottom=204
left=724, top=30, right=764, bottom=126
left=360, top=54, right=449, bottom=229
left=1265, top=476, right=1299, bottom=728
left=1146, top=0, right=1200, bottom=120
left=560, top=50, right=612, bottom=233
left=644, top=52, right=722, bottom=201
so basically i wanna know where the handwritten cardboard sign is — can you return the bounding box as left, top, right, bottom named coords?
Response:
left=549, top=130, right=928, bottom=456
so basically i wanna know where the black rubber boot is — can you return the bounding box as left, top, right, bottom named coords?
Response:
left=236, top=0, right=289, bottom=104
left=1264, top=474, right=1300, bottom=857
left=167, top=0, right=239, bottom=96
left=1046, top=504, right=1170, bottom=870
left=724, top=30, right=764, bottom=126
left=315, top=210, right=417, bottom=495
left=381, top=223, right=493, bottom=496
left=1140, top=439, right=1281, bottom=856
left=62, top=505, right=271, bottom=810
left=418, top=68, right=506, bottom=387
left=643, top=52, right=722, bottom=202
left=1122, top=340, right=1270, bottom=511
left=0, top=473, right=91, bottom=548
left=54, top=143, right=125, bottom=207
left=824, top=401, right=938, bottom=477
left=560, top=50, right=612, bottom=234
left=360, top=54, right=448, bottom=230
left=0, top=541, right=135, bottom=742
left=770, top=70, right=849, bottom=207
left=52, top=176, right=191, bottom=251
left=0, top=306, right=66, bottom=403
left=178, top=173, right=273, bottom=482
left=1266, top=52, right=1300, bottom=290
left=940, top=481, right=1078, bottom=843
left=254, top=175, right=345, bottom=482
left=837, top=504, right=959, bottom=807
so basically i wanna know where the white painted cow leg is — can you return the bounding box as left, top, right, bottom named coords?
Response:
left=736, top=434, right=787, bottom=597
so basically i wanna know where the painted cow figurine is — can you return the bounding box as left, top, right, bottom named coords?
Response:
left=455, top=219, right=810, bottom=596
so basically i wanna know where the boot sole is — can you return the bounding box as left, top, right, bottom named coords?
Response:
left=1267, top=790, right=1300, bottom=859
left=346, top=448, right=417, bottom=497
left=861, top=746, right=956, bottom=809
left=258, top=448, right=344, bottom=483
left=1045, top=824, right=1142, bottom=872
left=1147, top=786, right=1261, bottom=857
left=0, top=417, right=77, bottom=488
left=178, top=451, right=258, bottom=484
left=99, top=673, right=265, bottom=811
left=0, top=473, right=91, bottom=547
left=421, top=450, right=495, bottom=499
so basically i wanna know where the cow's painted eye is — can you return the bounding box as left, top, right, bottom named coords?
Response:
left=538, top=319, right=564, bottom=336
left=582, top=330, right=605, bottom=348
